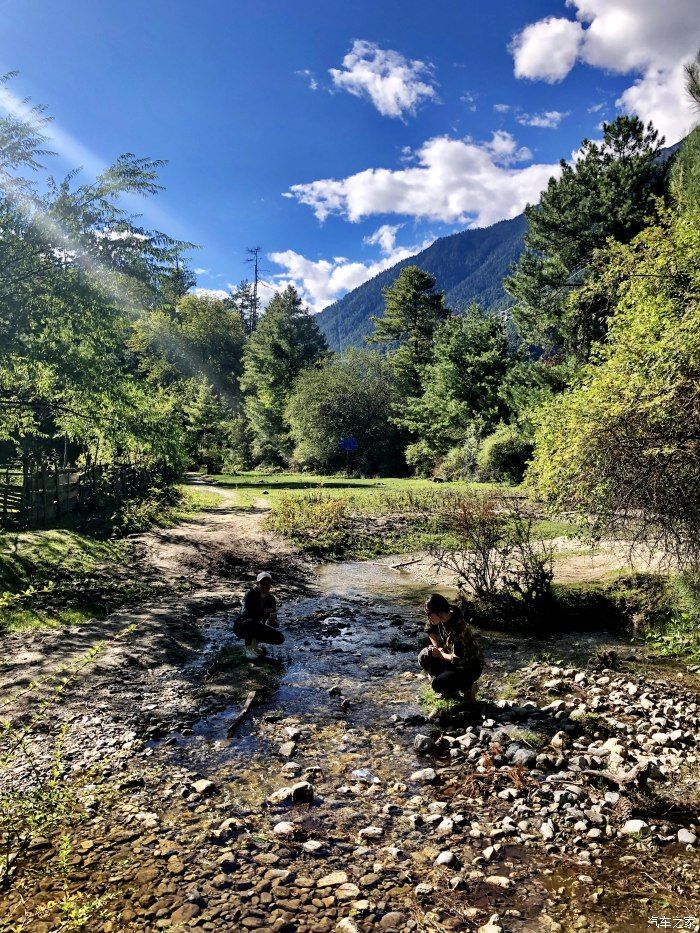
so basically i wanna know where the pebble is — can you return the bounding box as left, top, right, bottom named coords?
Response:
left=191, top=779, right=217, bottom=797
left=678, top=828, right=697, bottom=845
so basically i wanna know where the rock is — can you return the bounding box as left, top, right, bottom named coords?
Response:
left=328, top=686, right=342, bottom=697
left=540, top=820, right=555, bottom=841
left=486, top=875, right=511, bottom=888
left=317, top=870, right=349, bottom=888
left=273, top=821, right=296, bottom=837
left=336, top=882, right=361, bottom=900
left=291, top=780, right=314, bottom=803
left=512, top=748, right=537, bottom=768
left=191, top=779, right=217, bottom=797
left=379, top=912, right=407, bottom=931
left=303, top=840, right=324, bottom=853
left=336, top=920, right=361, bottom=933
left=621, top=819, right=651, bottom=837
left=413, top=734, right=435, bottom=754
left=278, top=742, right=296, bottom=758
left=478, top=915, right=503, bottom=933
left=678, top=828, right=697, bottom=845
left=358, top=825, right=384, bottom=840
left=170, top=903, right=201, bottom=925
left=435, top=850, right=456, bottom=866
left=411, top=767, right=437, bottom=783
left=415, top=882, right=433, bottom=896
left=268, top=786, right=294, bottom=805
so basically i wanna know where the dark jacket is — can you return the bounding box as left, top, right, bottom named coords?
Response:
left=240, top=587, right=276, bottom=624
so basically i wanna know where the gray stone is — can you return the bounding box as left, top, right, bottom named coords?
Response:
left=678, top=828, right=697, bottom=845
left=414, top=734, right=435, bottom=754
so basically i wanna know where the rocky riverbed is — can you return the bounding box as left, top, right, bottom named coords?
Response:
left=2, top=552, right=699, bottom=933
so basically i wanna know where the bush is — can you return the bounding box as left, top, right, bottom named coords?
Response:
left=429, top=490, right=553, bottom=625
left=438, top=430, right=480, bottom=481
left=265, top=494, right=350, bottom=556
left=477, top=424, right=533, bottom=483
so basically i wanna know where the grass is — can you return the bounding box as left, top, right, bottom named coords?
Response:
left=211, top=471, right=578, bottom=560
left=0, top=483, right=213, bottom=634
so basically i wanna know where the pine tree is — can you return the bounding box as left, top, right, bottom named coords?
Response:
left=506, top=116, right=666, bottom=357
left=370, top=266, right=449, bottom=397
left=241, top=285, right=327, bottom=463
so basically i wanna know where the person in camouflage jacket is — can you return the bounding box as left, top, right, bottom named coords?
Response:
left=418, top=593, right=483, bottom=699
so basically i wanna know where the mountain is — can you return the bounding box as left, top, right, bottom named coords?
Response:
left=315, top=140, right=684, bottom=352
left=316, top=213, right=527, bottom=352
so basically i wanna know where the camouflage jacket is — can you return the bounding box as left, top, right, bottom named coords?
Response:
left=426, top=605, right=484, bottom=668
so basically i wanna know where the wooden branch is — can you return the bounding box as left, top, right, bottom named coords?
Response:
left=226, top=690, right=256, bottom=738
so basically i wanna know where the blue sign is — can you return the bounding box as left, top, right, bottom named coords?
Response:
left=338, top=436, right=358, bottom=452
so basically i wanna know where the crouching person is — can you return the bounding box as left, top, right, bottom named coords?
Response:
left=234, top=571, right=285, bottom=660
left=419, top=593, right=483, bottom=701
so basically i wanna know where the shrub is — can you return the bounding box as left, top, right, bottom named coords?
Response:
left=265, top=494, right=350, bottom=556
left=477, top=424, right=533, bottom=484
left=429, top=490, right=553, bottom=625
left=438, top=429, right=480, bottom=481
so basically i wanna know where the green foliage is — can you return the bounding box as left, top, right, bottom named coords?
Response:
left=400, top=307, right=512, bottom=465
left=670, top=125, right=700, bottom=213
left=241, top=285, right=327, bottom=465
left=529, top=208, right=700, bottom=566
left=266, top=494, right=351, bottom=556
left=476, top=423, right=533, bottom=484
left=370, top=265, right=448, bottom=398
left=436, top=428, right=481, bottom=481
left=507, top=116, right=667, bottom=357
left=287, top=349, right=400, bottom=474
left=644, top=574, right=700, bottom=660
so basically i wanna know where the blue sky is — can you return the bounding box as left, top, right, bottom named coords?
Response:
left=1, top=0, right=698, bottom=310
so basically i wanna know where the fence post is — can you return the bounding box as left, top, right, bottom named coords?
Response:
left=2, top=467, right=8, bottom=528
left=41, top=462, right=49, bottom=524
left=54, top=460, right=61, bottom=521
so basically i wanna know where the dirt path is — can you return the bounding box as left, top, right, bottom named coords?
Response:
left=2, top=485, right=699, bottom=933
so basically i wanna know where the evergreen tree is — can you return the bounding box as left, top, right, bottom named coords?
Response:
left=241, top=285, right=327, bottom=464
left=401, top=308, right=512, bottom=467
left=506, top=116, right=667, bottom=358
left=370, top=266, right=449, bottom=397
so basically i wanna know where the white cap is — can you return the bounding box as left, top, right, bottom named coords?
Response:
left=256, top=571, right=272, bottom=583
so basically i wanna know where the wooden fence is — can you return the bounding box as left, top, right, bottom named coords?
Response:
left=0, top=460, right=172, bottom=530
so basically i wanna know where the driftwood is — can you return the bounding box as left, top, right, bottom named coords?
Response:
left=580, top=759, right=662, bottom=787
left=226, top=690, right=256, bottom=738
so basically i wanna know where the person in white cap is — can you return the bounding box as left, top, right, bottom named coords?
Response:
left=233, top=571, right=284, bottom=659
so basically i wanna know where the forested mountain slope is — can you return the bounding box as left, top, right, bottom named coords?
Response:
left=316, top=213, right=527, bottom=351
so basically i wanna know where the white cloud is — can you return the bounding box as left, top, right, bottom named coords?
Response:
left=363, top=223, right=403, bottom=254
left=461, top=91, right=478, bottom=111
left=511, top=1, right=700, bottom=141
left=296, top=69, right=319, bottom=91
left=516, top=109, right=569, bottom=128
left=483, top=130, right=533, bottom=165
left=193, top=267, right=211, bottom=275
left=329, top=40, right=437, bottom=119
left=286, top=132, right=559, bottom=227
left=493, top=103, right=512, bottom=113
left=269, top=232, right=433, bottom=313
left=192, top=287, right=230, bottom=300
left=511, top=16, right=584, bottom=83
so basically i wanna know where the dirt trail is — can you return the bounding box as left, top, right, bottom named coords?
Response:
left=0, top=479, right=305, bottom=756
